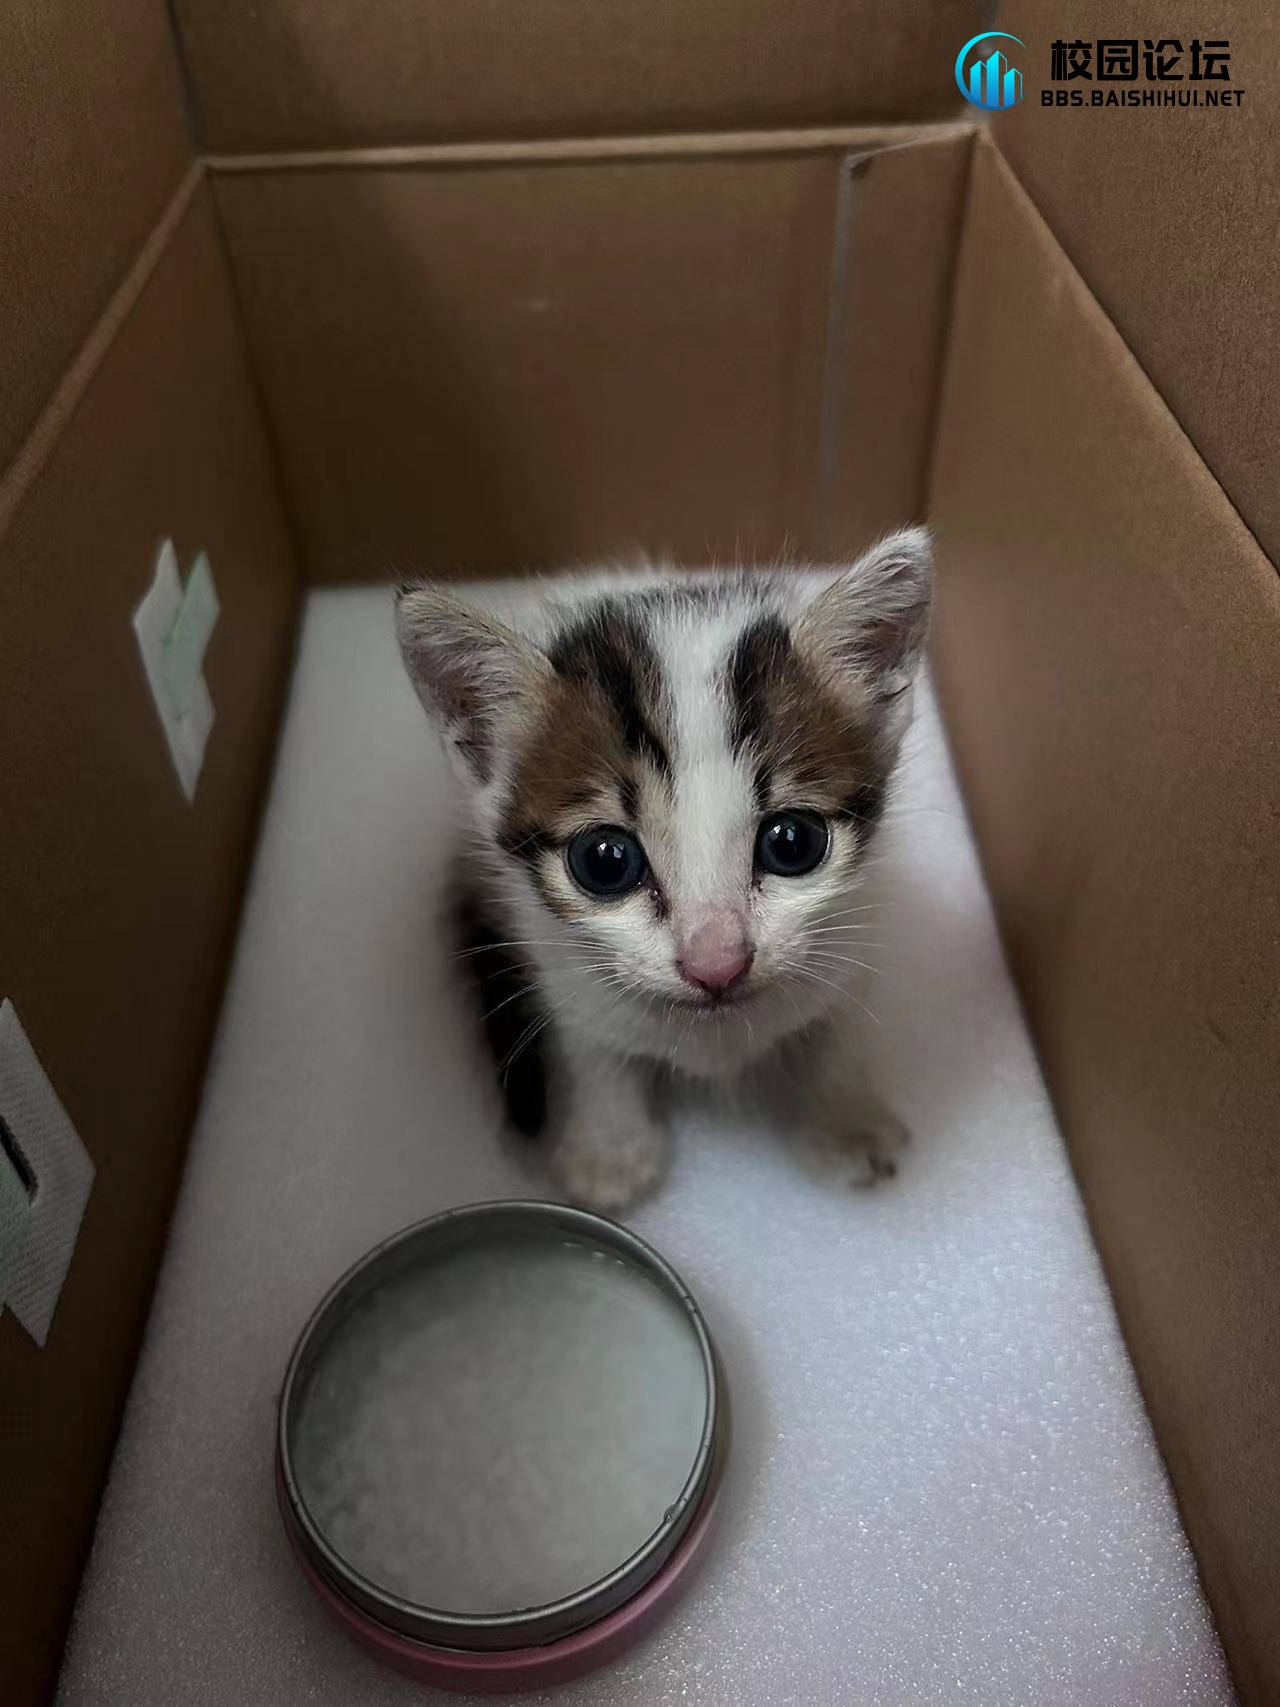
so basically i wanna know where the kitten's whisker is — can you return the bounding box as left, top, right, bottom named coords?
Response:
left=498, top=986, right=580, bottom=1077
left=798, top=945, right=887, bottom=958
left=810, top=902, right=889, bottom=921
left=785, top=965, right=882, bottom=1027
left=801, top=931, right=884, bottom=947
left=473, top=960, right=548, bottom=984
left=479, top=980, right=544, bottom=1022
left=804, top=950, right=882, bottom=976
left=791, top=942, right=878, bottom=968
left=800, top=945, right=890, bottom=959
left=798, top=939, right=891, bottom=957
left=454, top=940, right=551, bottom=959
left=779, top=982, right=810, bottom=1035
left=800, top=917, right=882, bottom=928
left=452, top=937, right=604, bottom=959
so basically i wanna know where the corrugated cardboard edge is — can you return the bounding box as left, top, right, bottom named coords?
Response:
left=0, top=161, right=205, bottom=544
left=205, top=121, right=974, bottom=174
left=813, top=129, right=973, bottom=551
left=930, top=131, right=1280, bottom=1706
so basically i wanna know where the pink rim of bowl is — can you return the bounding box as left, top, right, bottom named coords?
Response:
left=277, top=1442, right=725, bottom=1694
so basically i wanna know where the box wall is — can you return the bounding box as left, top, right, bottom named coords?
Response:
left=994, top=0, right=1280, bottom=572
left=211, top=129, right=971, bottom=583
left=930, top=132, right=1280, bottom=1707
left=0, top=180, right=300, bottom=1707
left=172, top=0, right=989, bottom=152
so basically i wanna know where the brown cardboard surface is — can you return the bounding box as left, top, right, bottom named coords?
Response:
left=994, top=0, right=1280, bottom=571
left=814, top=131, right=972, bottom=551
left=930, top=134, right=1280, bottom=1705
left=214, top=153, right=840, bottom=582
left=0, top=183, right=299, bottom=1707
left=0, top=164, right=205, bottom=544
left=0, top=0, right=194, bottom=477
left=173, top=0, right=988, bottom=152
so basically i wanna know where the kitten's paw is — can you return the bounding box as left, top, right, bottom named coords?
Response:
left=549, top=1117, right=671, bottom=1214
left=799, top=1109, right=909, bottom=1190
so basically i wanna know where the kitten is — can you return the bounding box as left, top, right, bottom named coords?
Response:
left=396, top=529, right=931, bottom=1213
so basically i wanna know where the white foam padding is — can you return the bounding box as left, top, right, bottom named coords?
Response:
left=59, top=586, right=1233, bottom=1706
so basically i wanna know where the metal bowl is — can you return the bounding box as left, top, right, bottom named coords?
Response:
left=278, top=1201, right=727, bottom=1672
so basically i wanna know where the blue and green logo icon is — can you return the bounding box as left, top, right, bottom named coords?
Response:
left=956, top=31, right=1025, bottom=110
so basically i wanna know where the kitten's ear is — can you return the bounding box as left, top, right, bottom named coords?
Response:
left=796, top=526, right=933, bottom=695
left=395, top=582, right=548, bottom=777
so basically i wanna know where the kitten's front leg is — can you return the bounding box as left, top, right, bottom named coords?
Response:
left=548, top=1045, right=671, bottom=1215
left=789, top=1027, right=909, bottom=1189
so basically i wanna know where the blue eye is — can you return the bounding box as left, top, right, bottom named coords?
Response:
left=756, top=811, right=829, bottom=877
left=566, top=826, right=648, bottom=897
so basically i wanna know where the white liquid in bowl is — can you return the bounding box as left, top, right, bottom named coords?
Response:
left=291, top=1234, right=709, bottom=1615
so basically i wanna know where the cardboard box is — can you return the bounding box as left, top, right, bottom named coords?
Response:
left=2, top=3, right=1276, bottom=1702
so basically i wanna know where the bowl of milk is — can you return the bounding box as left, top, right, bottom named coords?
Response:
left=277, top=1201, right=727, bottom=1691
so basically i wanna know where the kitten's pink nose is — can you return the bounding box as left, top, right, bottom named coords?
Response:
left=678, top=910, right=754, bottom=996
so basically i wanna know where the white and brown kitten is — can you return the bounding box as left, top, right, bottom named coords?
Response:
left=396, top=529, right=931, bottom=1212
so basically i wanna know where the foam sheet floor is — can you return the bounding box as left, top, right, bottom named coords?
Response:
left=59, top=586, right=1233, bottom=1707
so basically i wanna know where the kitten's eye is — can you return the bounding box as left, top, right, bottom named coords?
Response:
left=755, top=810, right=830, bottom=878
left=566, top=826, right=648, bottom=898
